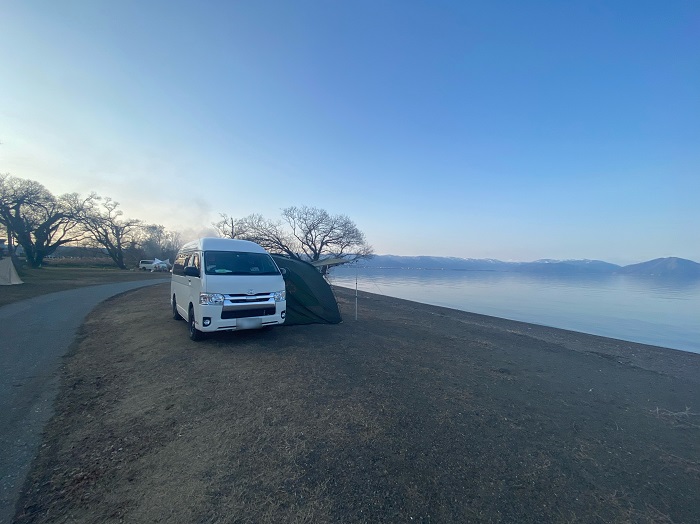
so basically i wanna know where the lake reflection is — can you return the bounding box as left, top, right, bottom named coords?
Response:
left=328, top=268, right=700, bottom=354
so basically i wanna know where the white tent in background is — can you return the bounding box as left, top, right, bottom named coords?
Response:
left=151, top=258, right=170, bottom=272
left=0, top=258, right=23, bottom=285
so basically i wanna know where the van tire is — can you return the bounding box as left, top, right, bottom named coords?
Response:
left=188, top=305, right=203, bottom=341
left=172, top=296, right=181, bottom=320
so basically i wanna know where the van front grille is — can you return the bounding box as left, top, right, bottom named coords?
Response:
left=226, top=293, right=274, bottom=304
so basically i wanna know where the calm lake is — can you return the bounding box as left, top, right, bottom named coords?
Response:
left=328, top=267, right=700, bottom=355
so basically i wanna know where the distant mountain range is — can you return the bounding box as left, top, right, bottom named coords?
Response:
left=348, top=256, right=700, bottom=278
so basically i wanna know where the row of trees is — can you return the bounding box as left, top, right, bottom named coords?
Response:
left=1, top=174, right=373, bottom=270
left=0, top=175, right=181, bottom=268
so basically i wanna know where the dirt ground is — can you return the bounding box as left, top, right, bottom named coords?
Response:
left=14, top=284, right=700, bottom=523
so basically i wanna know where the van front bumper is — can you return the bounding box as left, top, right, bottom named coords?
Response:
left=196, top=301, right=286, bottom=332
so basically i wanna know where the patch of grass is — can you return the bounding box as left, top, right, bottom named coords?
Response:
left=0, top=265, right=167, bottom=307
left=42, top=257, right=116, bottom=268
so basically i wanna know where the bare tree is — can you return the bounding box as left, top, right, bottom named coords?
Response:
left=0, top=175, right=88, bottom=267
left=213, top=213, right=295, bottom=256
left=212, top=213, right=238, bottom=239
left=78, top=196, right=142, bottom=269
left=215, top=206, right=373, bottom=266
left=140, top=224, right=182, bottom=261
left=282, top=206, right=373, bottom=262
left=238, top=214, right=299, bottom=257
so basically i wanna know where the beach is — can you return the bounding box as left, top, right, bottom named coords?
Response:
left=14, top=284, right=700, bottom=523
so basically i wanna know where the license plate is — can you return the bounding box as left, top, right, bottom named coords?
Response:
left=237, top=318, right=263, bottom=330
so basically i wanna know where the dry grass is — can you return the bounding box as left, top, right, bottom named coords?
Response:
left=14, top=285, right=700, bottom=523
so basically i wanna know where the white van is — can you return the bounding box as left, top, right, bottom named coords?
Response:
left=171, top=238, right=286, bottom=340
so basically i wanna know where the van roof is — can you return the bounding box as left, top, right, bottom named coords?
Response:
left=179, top=237, right=269, bottom=254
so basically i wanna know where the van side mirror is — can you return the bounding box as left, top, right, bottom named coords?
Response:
left=280, top=267, right=287, bottom=276
left=184, top=266, right=200, bottom=277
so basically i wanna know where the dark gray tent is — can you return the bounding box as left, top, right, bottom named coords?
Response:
left=271, top=255, right=342, bottom=325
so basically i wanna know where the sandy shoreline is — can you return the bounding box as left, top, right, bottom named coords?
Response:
left=14, top=284, right=700, bottom=523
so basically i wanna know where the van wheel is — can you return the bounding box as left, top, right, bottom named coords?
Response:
left=172, top=296, right=181, bottom=320
left=188, top=305, right=203, bottom=341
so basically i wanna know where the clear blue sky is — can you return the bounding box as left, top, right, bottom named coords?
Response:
left=2, top=0, right=698, bottom=264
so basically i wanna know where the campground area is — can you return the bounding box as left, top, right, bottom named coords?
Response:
left=12, top=283, right=700, bottom=523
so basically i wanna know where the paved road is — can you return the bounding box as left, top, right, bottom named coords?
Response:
left=0, top=279, right=169, bottom=524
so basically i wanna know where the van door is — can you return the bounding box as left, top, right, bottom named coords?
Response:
left=171, top=251, right=191, bottom=319
left=187, top=252, right=202, bottom=322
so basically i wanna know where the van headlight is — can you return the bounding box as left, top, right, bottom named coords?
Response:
left=200, top=292, right=224, bottom=305
left=273, top=290, right=286, bottom=302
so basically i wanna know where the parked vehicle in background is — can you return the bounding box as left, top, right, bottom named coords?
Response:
left=170, top=238, right=286, bottom=340
left=139, top=260, right=155, bottom=270
left=139, top=259, right=170, bottom=271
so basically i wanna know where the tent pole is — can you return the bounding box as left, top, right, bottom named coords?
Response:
left=355, top=266, right=358, bottom=321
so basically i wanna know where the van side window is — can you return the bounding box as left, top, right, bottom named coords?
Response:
left=173, top=253, right=184, bottom=276
left=173, top=251, right=193, bottom=276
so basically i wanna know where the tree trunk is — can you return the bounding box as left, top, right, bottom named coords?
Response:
left=24, top=247, right=41, bottom=268
left=106, top=249, right=127, bottom=269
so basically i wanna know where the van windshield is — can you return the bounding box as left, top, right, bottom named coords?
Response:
left=203, top=251, right=280, bottom=276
